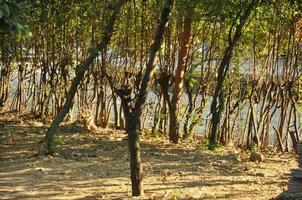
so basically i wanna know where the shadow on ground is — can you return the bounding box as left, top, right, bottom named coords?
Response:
left=0, top=118, right=296, bottom=199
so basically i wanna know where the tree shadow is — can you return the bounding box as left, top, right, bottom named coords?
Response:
left=0, top=122, right=286, bottom=199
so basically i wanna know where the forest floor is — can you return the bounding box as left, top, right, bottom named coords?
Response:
left=0, top=112, right=297, bottom=200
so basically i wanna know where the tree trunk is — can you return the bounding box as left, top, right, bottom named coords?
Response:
left=117, top=0, right=174, bottom=196
left=209, top=0, right=259, bottom=147
left=40, top=0, right=128, bottom=155
left=169, top=13, right=192, bottom=143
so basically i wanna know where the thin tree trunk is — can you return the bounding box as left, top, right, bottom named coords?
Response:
left=209, top=0, right=259, bottom=147
left=169, top=12, right=192, bottom=144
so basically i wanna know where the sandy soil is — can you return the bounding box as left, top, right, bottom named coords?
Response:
left=0, top=113, right=297, bottom=200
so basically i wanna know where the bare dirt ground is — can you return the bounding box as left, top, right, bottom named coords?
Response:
left=0, top=112, right=297, bottom=200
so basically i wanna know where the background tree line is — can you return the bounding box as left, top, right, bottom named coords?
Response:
left=0, top=0, right=301, bottom=196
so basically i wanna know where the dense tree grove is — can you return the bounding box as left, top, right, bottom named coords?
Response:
left=0, top=0, right=301, bottom=196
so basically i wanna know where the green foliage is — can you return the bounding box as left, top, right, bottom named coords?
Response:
left=204, top=138, right=223, bottom=154
left=185, top=70, right=203, bottom=92
left=213, top=147, right=224, bottom=156
left=246, top=145, right=257, bottom=153
left=0, top=0, right=30, bottom=38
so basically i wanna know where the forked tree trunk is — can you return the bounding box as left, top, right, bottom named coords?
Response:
left=117, top=0, right=174, bottom=196
left=40, top=0, right=128, bottom=154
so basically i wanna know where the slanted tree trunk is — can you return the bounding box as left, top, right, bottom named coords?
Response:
left=40, top=0, right=128, bottom=155
left=117, top=0, right=174, bottom=196
left=209, top=0, right=259, bottom=148
left=169, top=12, right=192, bottom=144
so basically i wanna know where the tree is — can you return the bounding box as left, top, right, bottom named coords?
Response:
left=117, top=0, right=174, bottom=195
left=208, top=0, right=260, bottom=148
left=168, top=10, right=192, bottom=143
left=40, top=0, right=128, bottom=154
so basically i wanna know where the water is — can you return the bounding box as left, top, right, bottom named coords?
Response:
left=3, top=59, right=301, bottom=145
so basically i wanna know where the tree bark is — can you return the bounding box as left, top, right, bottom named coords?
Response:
left=40, top=0, right=128, bottom=155
left=117, top=0, right=174, bottom=196
left=169, top=13, right=192, bottom=144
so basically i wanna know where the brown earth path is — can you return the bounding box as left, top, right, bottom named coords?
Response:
left=0, top=113, right=297, bottom=199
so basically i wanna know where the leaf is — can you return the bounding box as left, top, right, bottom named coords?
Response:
left=100, top=21, right=107, bottom=28
left=0, top=10, right=3, bottom=18
left=0, top=3, right=10, bottom=17
left=15, top=33, right=21, bottom=41
left=90, top=48, right=99, bottom=56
